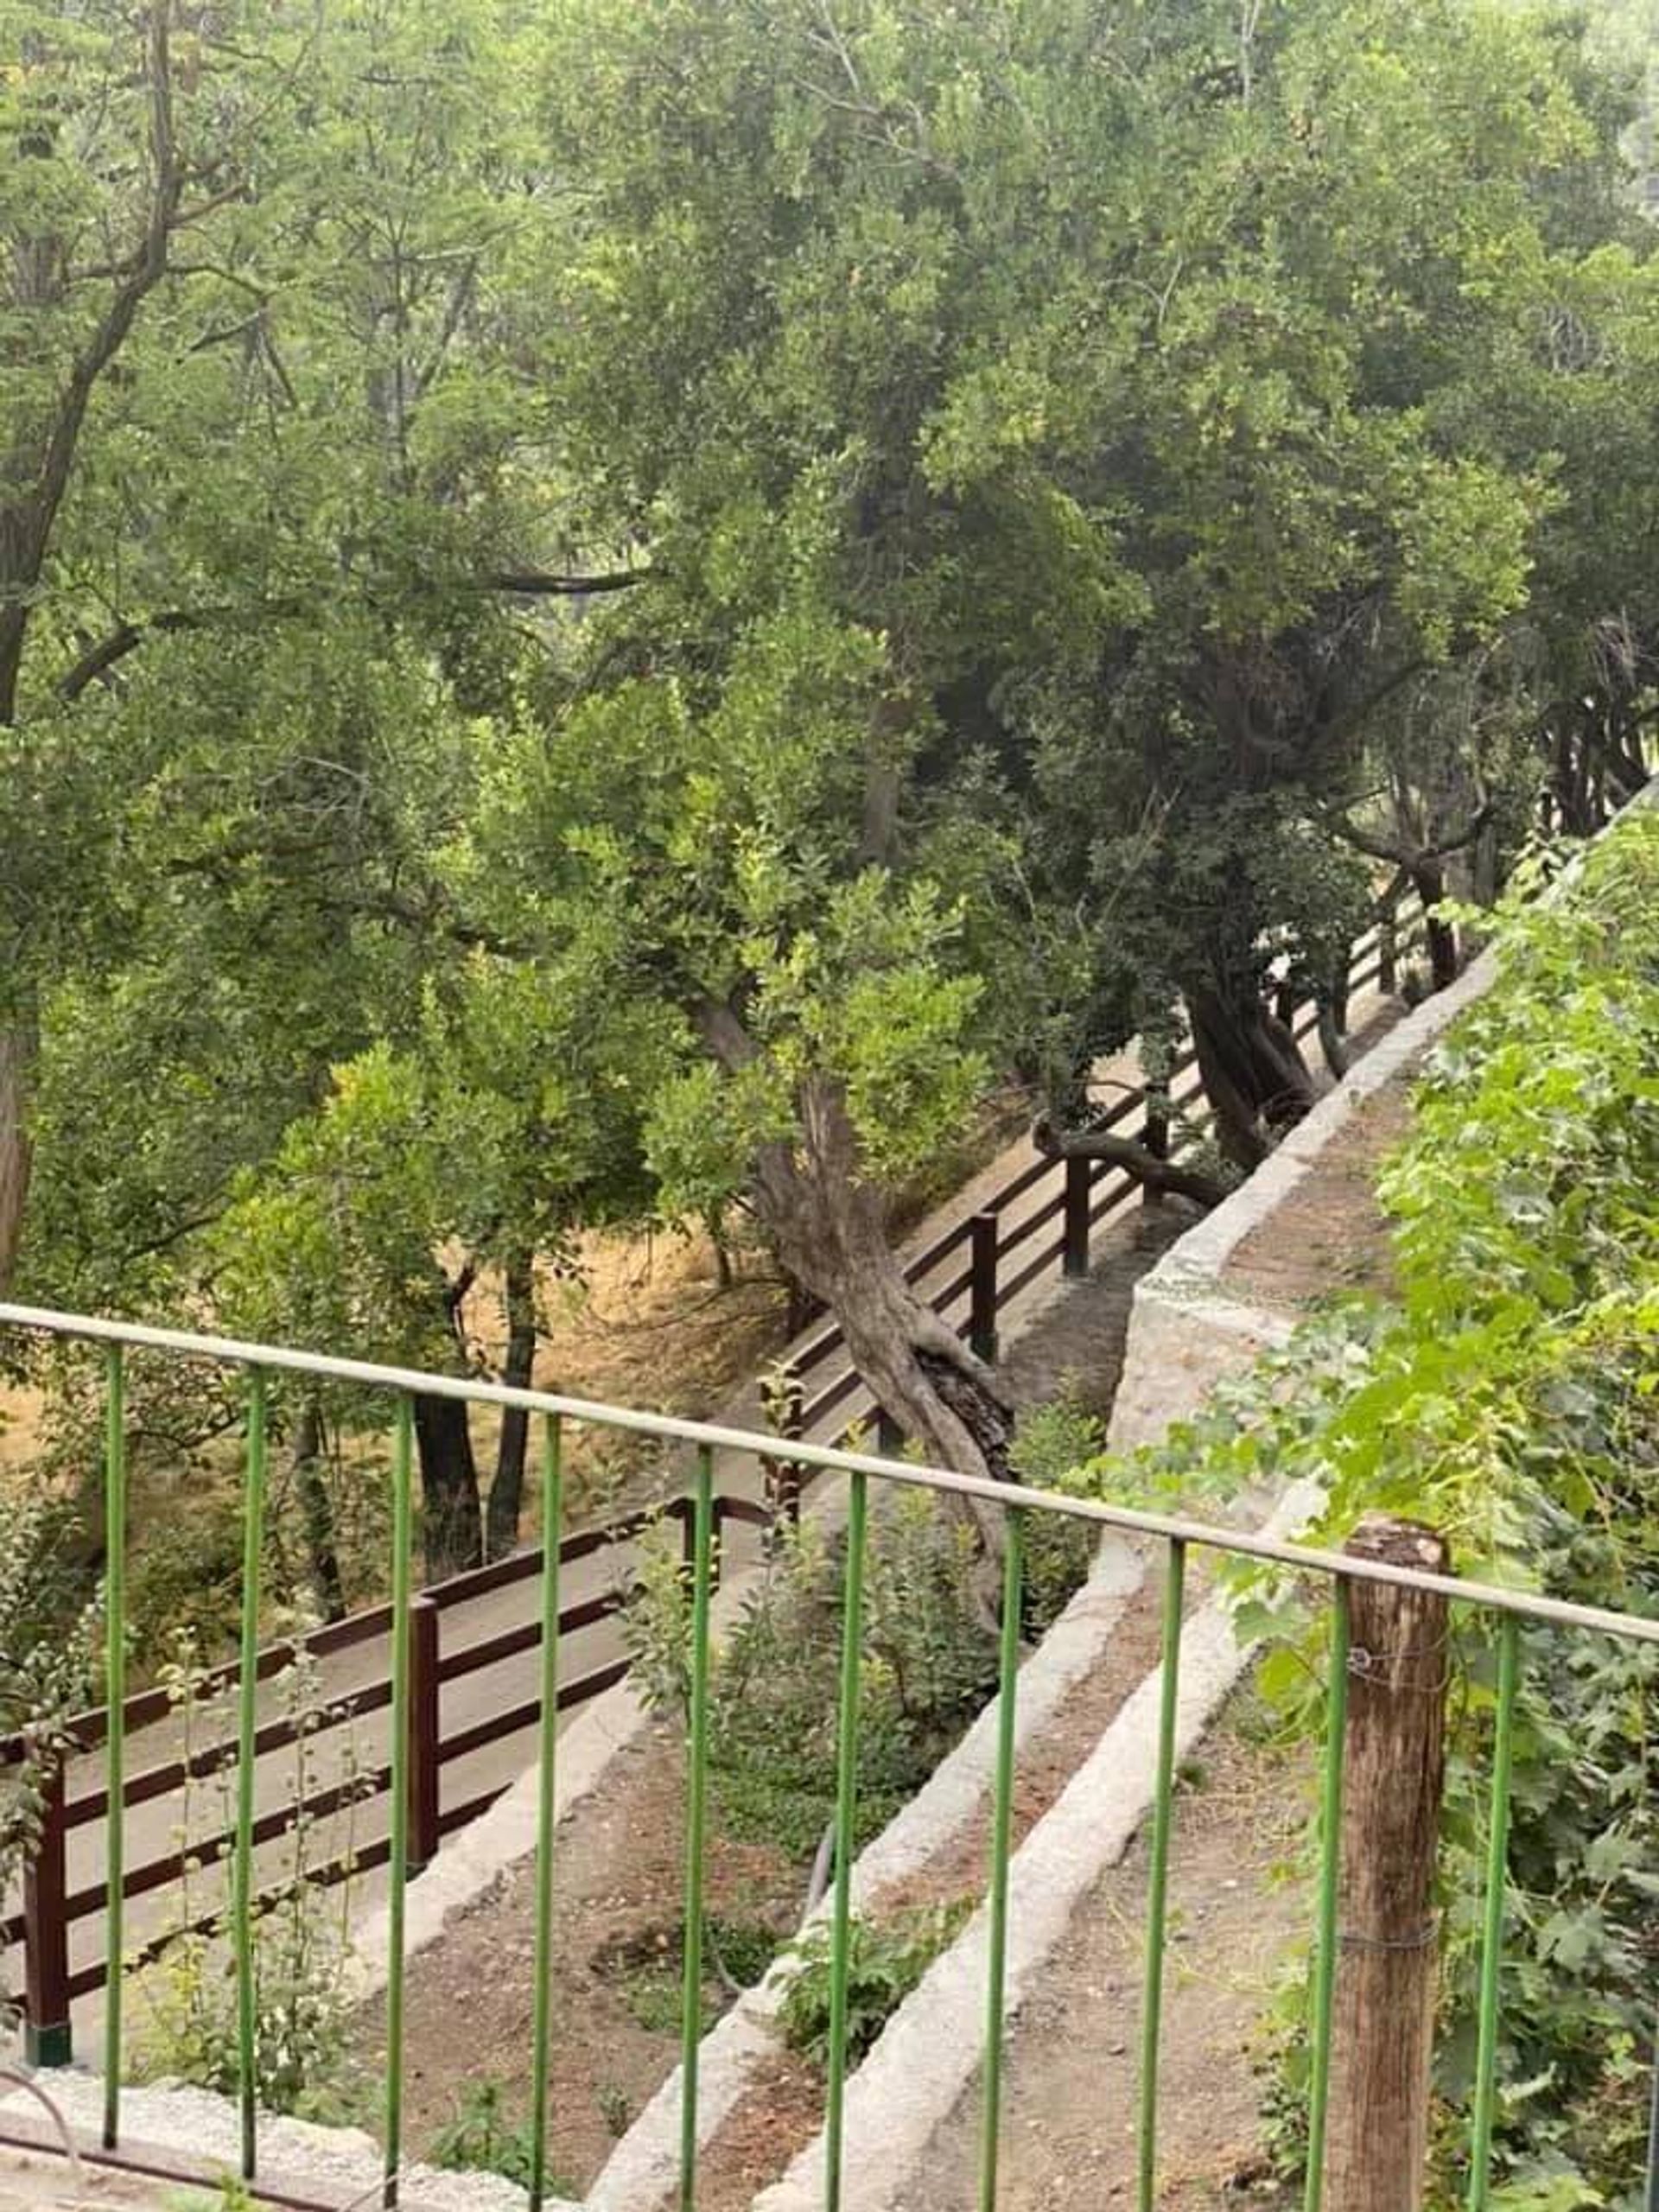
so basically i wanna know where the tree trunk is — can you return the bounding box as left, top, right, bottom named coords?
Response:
left=0, top=1008, right=38, bottom=1294
left=1033, top=1115, right=1230, bottom=1209
left=415, top=1395, right=484, bottom=1583
left=1187, top=985, right=1317, bottom=1171
left=486, top=1249, right=537, bottom=1563
left=1410, top=861, right=1459, bottom=993
left=706, top=1205, right=736, bottom=1291
left=742, top=1075, right=1014, bottom=1541
left=1316, top=999, right=1351, bottom=1083
left=290, top=1398, right=345, bottom=1624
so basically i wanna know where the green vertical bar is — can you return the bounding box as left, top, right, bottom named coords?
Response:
left=678, top=1445, right=716, bottom=2212
left=383, top=1394, right=416, bottom=2211
left=1135, top=1538, right=1186, bottom=2212
left=979, top=1506, right=1026, bottom=2212
left=233, top=1367, right=269, bottom=2181
left=102, top=1344, right=128, bottom=2151
left=1467, top=1614, right=1521, bottom=2212
left=824, top=1469, right=869, bottom=2212
left=1303, top=1579, right=1351, bottom=2212
left=529, top=1414, right=564, bottom=2212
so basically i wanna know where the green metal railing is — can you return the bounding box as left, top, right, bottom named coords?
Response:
left=2, top=1300, right=1656, bottom=2212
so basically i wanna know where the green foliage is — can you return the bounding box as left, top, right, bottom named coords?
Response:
left=426, top=2077, right=577, bottom=2194
left=1009, top=1397, right=1106, bottom=1634
left=129, top=1641, right=369, bottom=2115
left=163, top=2180, right=258, bottom=2212
left=623, top=1500, right=998, bottom=1861
left=776, top=1900, right=974, bottom=2072
left=605, top=1915, right=783, bottom=2035
left=0, top=1488, right=97, bottom=2021
left=8, top=0, right=1659, bottom=1649
left=1062, top=806, right=1659, bottom=2204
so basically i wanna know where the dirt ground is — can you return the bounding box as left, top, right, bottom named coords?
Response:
left=900, top=1718, right=1307, bottom=2212
left=376, top=1717, right=805, bottom=2195
left=1221, top=1047, right=1418, bottom=1312
left=363, top=1213, right=1196, bottom=2203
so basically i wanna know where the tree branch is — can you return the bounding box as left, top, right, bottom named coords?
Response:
left=691, top=998, right=760, bottom=1073
left=482, top=569, right=652, bottom=597
left=1032, top=1113, right=1230, bottom=1208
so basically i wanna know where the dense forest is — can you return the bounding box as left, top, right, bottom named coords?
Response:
left=5, top=0, right=1659, bottom=1602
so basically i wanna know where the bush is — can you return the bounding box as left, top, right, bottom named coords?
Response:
left=426, top=2077, right=569, bottom=2192
left=776, top=1900, right=974, bottom=2070
left=1059, top=810, right=1659, bottom=2206
left=128, top=1638, right=371, bottom=2113
left=624, top=1500, right=998, bottom=1861
left=1009, top=1397, right=1104, bottom=1633
left=0, top=1490, right=97, bottom=2033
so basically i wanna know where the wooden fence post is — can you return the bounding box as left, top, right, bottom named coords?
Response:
left=969, top=1211, right=1000, bottom=1364
left=407, top=1595, right=442, bottom=1877
left=22, top=1757, right=72, bottom=2067
left=1062, top=1156, right=1092, bottom=1279
left=1141, top=1098, right=1171, bottom=1212
left=1324, top=1516, right=1451, bottom=2212
left=1378, top=901, right=1399, bottom=997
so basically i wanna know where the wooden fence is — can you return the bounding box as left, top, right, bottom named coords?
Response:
left=1, top=900, right=1419, bottom=2030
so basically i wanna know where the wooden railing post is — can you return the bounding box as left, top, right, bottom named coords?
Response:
left=760, top=1363, right=804, bottom=1544
left=1378, top=900, right=1399, bottom=996
left=1141, top=1096, right=1171, bottom=1213
left=1323, top=1516, right=1451, bottom=2212
left=969, top=1211, right=999, bottom=1365
left=23, top=1756, right=73, bottom=2067
left=407, top=1595, right=441, bottom=1877
left=1062, top=1155, right=1092, bottom=1280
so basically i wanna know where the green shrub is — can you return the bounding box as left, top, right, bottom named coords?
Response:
left=776, top=1899, right=974, bottom=2070
left=1009, top=1397, right=1103, bottom=1633
left=128, top=1639, right=370, bottom=2114
left=624, top=1502, right=997, bottom=1861
left=425, top=2077, right=573, bottom=2192
left=1059, top=810, right=1659, bottom=2206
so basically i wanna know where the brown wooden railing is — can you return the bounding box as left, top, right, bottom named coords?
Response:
left=3, top=900, right=1419, bottom=2028
left=3, top=1491, right=777, bottom=2025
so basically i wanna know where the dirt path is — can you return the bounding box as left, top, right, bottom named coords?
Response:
left=359, top=1207, right=1198, bottom=2197
left=903, top=1716, right=1306, bottom=2212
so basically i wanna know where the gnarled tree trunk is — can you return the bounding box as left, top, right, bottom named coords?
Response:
left=1408, top=859, right=1459, bottom=993
left=1186, top=984, right=1317, bottom=1172
left=729, top=1062, right=1013, bottom=1541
